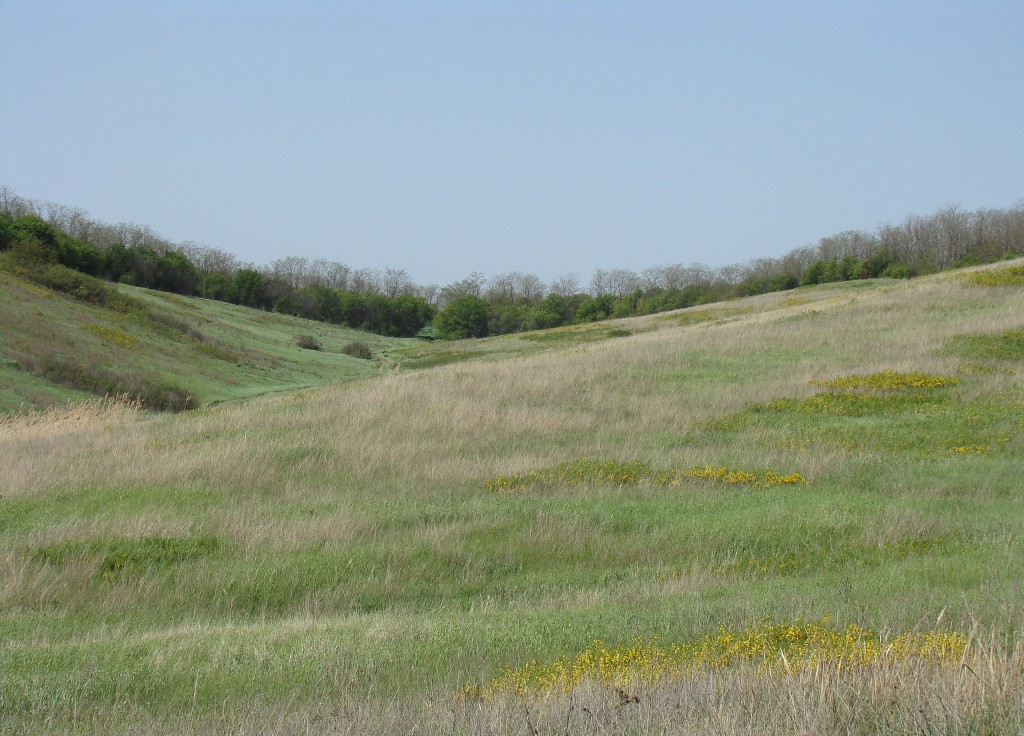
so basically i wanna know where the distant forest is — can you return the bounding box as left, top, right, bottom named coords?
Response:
left=2, top=185, right=1022, bottom=339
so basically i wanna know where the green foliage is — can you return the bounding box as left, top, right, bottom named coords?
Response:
left=341, top=340, right=373, bottom=359
left=230, top=268, right=271, bottom=309
left=489, top=303, right=527, bottom=335
left=434, top=295, right=490, bottom=339
left=799, top=253, right=921, bottom=288
left=35, top=535, right=220, bottom=580
left=738, top=270, right=799, bottom=296
left=0, top=211, right=14, bottom=251
left=29, top=354, right=193, bottom=411
left=522, top=304, right=564, bottom=330
left=3, top=258, right=141, bottom=312
left=574, top=295, right=614, bottom=323
left=881, top=263, right=914, bottom=279
left=388, top=294, right=437, bottom=337
left=3, top=236, right=59, bottom=266
left=296, top=334, right=322, bottom=351
left=948, top=329, right=1024, bottom=363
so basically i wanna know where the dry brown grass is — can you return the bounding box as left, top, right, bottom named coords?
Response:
left=0, top=394, right=143, bottom=443
left=3, top=268, right=1023, bottom=735
left=21, top=638, right=1019, bottom=735
left=2, top=271, right=1020, bottom=501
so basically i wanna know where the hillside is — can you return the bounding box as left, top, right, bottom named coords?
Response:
left=0, top=269, right=419, bottom=412
left=1, top=261, right=1023, bottom=734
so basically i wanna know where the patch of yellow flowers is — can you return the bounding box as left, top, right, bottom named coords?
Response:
left=812, top=370, right=959, bottom=391
left=484, top=459, right=807, bottom=493
left=80, top=322, right=140, bottom=349
left=965, top=265, right=1024, bottom=287
left=465, top=618, right=967, bottom=699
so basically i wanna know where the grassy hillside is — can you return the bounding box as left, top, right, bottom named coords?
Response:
left=0, top=270, right=419, bottom=412
left=1, top=262, right=1023, bottom=734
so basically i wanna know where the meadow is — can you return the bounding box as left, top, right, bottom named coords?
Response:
left=1, top=263, right=1023, bottom=734
left=0, top=269, right=417, bottom=412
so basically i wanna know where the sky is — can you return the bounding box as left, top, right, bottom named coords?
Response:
left=1, top=0, right=1022, bottom=287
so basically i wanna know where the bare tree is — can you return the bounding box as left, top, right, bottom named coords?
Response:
left=324, top=261, right=352, bottom=290
left=350, top=267, right=382, bottom=294
left=640, top=266, right=665, bottom=291
left=520, top=273, right=546, bottom=302
left=935, top=205, right=970, bottom=268
left=306, top=258, right=332, bottom=287
left=382, top=268, right=414, bottom=298
left=0, top=185, right=20, bottom=214
left=182, top=244, right=239, bottom=275
left=270, top=256, right=310, bottom=289
left=415, top=284, right=440, bottom=305
left=438, top=272, right=486, bottom=308
left=714, top=263, right=744, bottom=285
left=549, top=273, right=580, bottom=297
left=486, top=272, right=523, bottom=304
left=605, top=268, right=640, bottom=297
left=0, top=186, right=35, bottom=217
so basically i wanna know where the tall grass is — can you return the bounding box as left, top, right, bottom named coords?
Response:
left=1, top=263, right=1022, bottom=733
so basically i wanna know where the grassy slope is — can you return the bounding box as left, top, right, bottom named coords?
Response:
left=0, top=271, right=418, bottom=411
left=1, top=263, right=1023, bottom=733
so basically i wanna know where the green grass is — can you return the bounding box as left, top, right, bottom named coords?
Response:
left=2, top=263, right=1024, bottom=733
left=947, top=327, right=1024, bottom=363
left=0, top=270, right=419, bottom=411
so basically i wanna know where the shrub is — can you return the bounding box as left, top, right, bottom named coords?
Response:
left=27, top=355, right=192, bottom=411
left=341, top=340, right=372, bottom=359
left=434, top=295, right=490, bottom=339
left=296, top=335, right=322, bottom=351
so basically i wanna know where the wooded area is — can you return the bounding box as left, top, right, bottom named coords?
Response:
left=2, top=185, right=1022, bottom=339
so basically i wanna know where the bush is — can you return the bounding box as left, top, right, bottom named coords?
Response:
left=26, top=354, right=192, bottom=411
left=341, top=340, right=372, bottom=359
left=4, top=236, right=58, bottom=266
left=882, top=264, right=913, bottom=279
left=434, top=295, right=490, bottom=339
left=296, top=335, right=322, bottom=351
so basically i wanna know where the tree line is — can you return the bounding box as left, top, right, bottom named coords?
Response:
left=1, top=185, right=1022, bottom=341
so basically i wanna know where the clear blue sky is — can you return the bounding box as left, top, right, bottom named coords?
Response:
left=2, top=0, right=1021, bottom=286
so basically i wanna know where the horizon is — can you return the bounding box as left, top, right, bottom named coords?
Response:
left=2, top=1, right=1022, bottom=286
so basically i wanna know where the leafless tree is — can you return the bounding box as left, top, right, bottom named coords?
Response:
left=605, top=268, right=640, bottom=297
left=487, top=272, right=531, bottom=303
left=350, top=267, right=382, bottom=294
left=415, top=284, right=440, bottom=305
left=182, top=244, right=239, bottom=275
left=382, top=267, right=414, bottom=298
left=640, top=266, right=665, bottom=291
left=520, top=273, right=546, bottom=302
left=323, top=261, right=352, bottom=290
left=438, top=272, right=486, bottom=308
left=549, top=273, right=580, bottom=297
left=270, top=256, right=310, bottom=289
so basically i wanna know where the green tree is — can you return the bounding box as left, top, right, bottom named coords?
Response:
left=434, top=295, right=490, bottom=339
left=230, top=269, right=270, bottom=309
left=0, top=212, right=14, bottom=251
left=391, top=294, right=437, bottom=337
left=574, top=295, right=614, bottom=323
